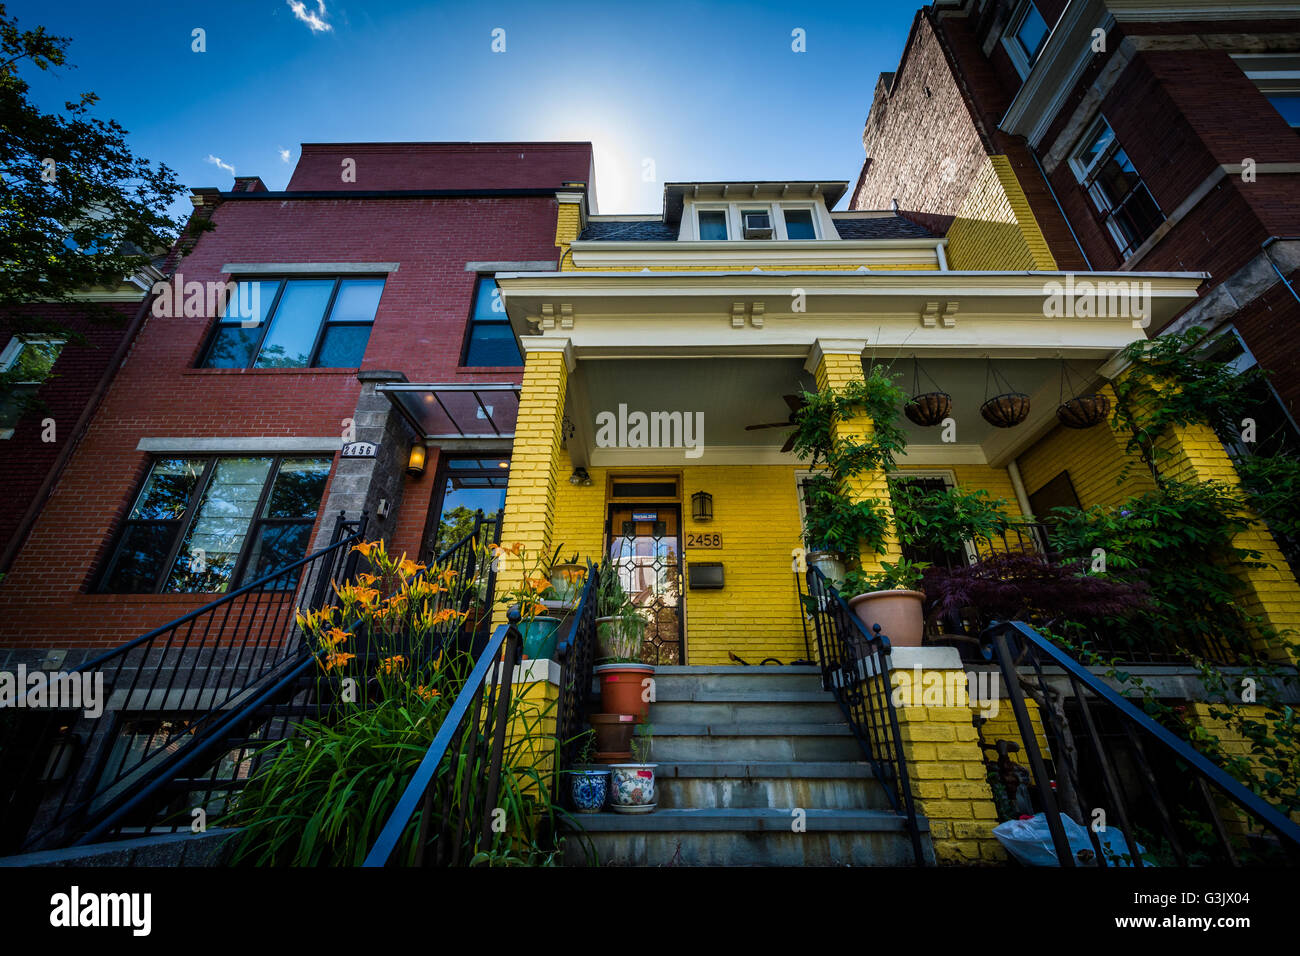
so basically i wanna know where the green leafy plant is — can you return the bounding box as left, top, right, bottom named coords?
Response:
left=630, top=724, right=653, bottom=764
left=889, top=481, right=1012, bottom=555
left=842, top=558, right=930, bottom=597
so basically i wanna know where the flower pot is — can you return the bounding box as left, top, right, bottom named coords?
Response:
left=806, top=550, right=846, bottom=587
left=519, top=616, right=562, bottom=660
left=607, top=763, right=657, bottom=813
left=846, top=589, right=926, bottom=647
left=1057, top=393, right=1110, bottom=429
left=589, top=713, right=637, bottom=761
left=549, top=563, right=587, bottom=602
left=904, top=391, right=952, bottom=427
left=594, top=663, right=655, bottom=722
left=569, top=768, right=610, bottom=813
left=980, top=392, right=1031, bottom=428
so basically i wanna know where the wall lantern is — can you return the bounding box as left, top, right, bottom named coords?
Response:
left=569, top=466, right=592, bottom=486
left=406, top=443, right=427, bottom=477
left=691, top=490, right=714, bottom=521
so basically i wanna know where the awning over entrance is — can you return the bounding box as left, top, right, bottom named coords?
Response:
left=377, top=383, right=520, bottom=449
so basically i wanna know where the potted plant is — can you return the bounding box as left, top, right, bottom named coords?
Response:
left=591, top=559, right=654, bottom=721
left=588, top=713, right=636, bottom=761
left=841, top=558, right=930, bottom=647
left=494, top=543, right=564, bottom=661
left=608, top=725, right=656, bottom=814
left=567, top=730, right=610, bottom=813
left=548, top=548, right=587, bottom=604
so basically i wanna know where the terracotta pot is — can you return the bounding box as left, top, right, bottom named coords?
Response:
left=594, top=663, right=655, bottom=722
left=846, top=589, right=926, bottom=647
left=607, top=763, right=657, bottom=813
left=589, top=713, right=636, bottom=761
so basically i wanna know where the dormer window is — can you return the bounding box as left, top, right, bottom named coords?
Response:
left=783, top=208, right=817, bottom=240
left=697, top=209, right=728, bottom=240
left=1004, top=1, right=1050, bottom=80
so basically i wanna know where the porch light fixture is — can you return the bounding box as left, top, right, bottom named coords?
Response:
left=979, top=359, right=1031, bottom=429
left=903, top=357, right=952, bottom=427
left=691, top=490, right=714, bottom=521
left=569, top=466, right=592, bottom=486
left=406, top=443, right=427, bottom=477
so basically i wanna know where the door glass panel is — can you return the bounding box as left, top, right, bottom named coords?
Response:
left=608, top=506, right=683, bottom=664
left=165, top=457, right=274, bottom=592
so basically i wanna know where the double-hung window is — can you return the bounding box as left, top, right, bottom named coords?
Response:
left=461, top=276, right=520, bottom=367
left=0, top=337, right=65, bottom=438
left=199, top=277, right=384, bottom=369
left=99, top=455, right=331, bottom=593
left=1003, top=1, right=1050, bottom=79
left=1070, top=117, right=1164, bottom=259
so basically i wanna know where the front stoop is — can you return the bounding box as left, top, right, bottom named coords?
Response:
left=562, top=666, right=935, bottom=866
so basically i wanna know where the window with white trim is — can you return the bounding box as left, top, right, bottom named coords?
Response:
left=1069, top=116, right=1164, bottom=259
left=692, top=203, right=825, bottom=241
left=1002, top=1, right=1050, bottom=80
left=0, top=337, right=65, bottom=439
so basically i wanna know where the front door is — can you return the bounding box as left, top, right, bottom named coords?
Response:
left=606, top=505, right=684, bottom=665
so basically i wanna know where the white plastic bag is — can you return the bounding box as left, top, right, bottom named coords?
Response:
left=993, top=812, right=1151, bottom=866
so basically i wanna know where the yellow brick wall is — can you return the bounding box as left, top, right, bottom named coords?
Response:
left=891, top=669, right=1005, bottom=864
left=946, top=155, right=1057, bottom=271
left=1016, top=385, right=1156, bottom=510
left=1157, top=422, right=1300, bottom=654
left=495, top=349, right=569, bottom=627
left=549, top=463, right=810, bottom=666
left=1188, top=702, right=1300, bottom=832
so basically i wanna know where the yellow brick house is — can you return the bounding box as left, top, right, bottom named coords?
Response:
left=475, top=179, right=1299, bottom=865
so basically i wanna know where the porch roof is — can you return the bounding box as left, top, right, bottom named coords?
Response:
left=377, top=382, right=519, bottom=450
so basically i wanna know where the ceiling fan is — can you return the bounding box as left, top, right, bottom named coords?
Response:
left=744, top=394, right=805, bottom=453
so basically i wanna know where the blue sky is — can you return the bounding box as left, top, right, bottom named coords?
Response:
left=12, top=1, right=917, bottom=215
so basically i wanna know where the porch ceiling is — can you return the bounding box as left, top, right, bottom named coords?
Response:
left=564, top=355, right=1104, bottom=468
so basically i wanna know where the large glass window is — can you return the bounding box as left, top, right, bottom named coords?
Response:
left=697, top=210, right=728, bottom=240
left=783, top=208, right=817, bottom=239
left=428, top=456, right=509, bottom=555
left=100, top=455, right=331, bottom=593
left=1070, top=117, right=1164, bottom=258
left=0, top=337, right=66, bottom=438
left=461, top=276, right=520, bottom=367
left=200, top=277, right=383, bottom=369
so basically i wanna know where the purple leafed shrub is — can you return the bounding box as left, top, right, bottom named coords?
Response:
left=923, top=552, right=1150, bottom=629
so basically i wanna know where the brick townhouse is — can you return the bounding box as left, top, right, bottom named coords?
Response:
left=852, top=0, right=1300, bottom=459
left=0, top=141, right=594, bottom=658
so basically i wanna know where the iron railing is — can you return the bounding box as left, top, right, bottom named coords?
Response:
left=554, top=561, right=598, bottom=795
left=803, top=566, right=926, bottom=865
left=4, top=513, right=366, bottom=852
left=981, top=620, right=1300, bottom=866
left=363, top=610, right=525, bottom=866
left=430, top=510, right=500, bottom=658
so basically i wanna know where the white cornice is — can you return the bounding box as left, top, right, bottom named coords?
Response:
left=570, top=238, right=944, bottom=270
left=1104, top=0, right=1300, bottom=20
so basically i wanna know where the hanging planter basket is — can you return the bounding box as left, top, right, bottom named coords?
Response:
left=980, top=393, right=1031, bottom=428
left=904, top=391, right=952, bottom=427
left=1057, top=392, right=1110, bottom=429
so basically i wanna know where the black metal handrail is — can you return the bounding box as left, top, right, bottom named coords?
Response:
left=803, top=566, right=926, bottom=865
left=982, top=619, right=1300, bottom=866
left=554, top=561, right=597, bottom=794
left=8, top=512, right=366, bottom=851
left=363, top=610, right=524, bottom=866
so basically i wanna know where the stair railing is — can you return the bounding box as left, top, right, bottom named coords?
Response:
left=554, top=561, right=598, bottom=796
left=363, top=608, right=525, bottom=866
left=982, top=619, right=1300, bottom=866
left=803, top=566, right=926, bottom=865
left=6, top=512, right=366, bottom=851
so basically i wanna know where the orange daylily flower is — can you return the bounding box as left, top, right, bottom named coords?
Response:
left=378, top=655, right=407, bottom=676
left=323, top=627, right=351, bottom=648
left=414, top=685, right=440, bottom=701
left=320, top=651, right=356, bottom=672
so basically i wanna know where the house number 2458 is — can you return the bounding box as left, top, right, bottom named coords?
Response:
left=687, top=533, right=722, bottom=549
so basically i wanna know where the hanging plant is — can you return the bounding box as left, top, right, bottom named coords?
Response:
left=1055, top=360, right=1110, bottom=429
left=902, top=357, right=952, bottom=427
left=979, top=359, right=1030, bottom=428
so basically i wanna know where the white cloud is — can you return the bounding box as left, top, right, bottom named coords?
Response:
left=286, top=0, right=332, bottom=33
left=278, top=147, right=291, bottom=163
left=205, top=154, right=235, bottom=176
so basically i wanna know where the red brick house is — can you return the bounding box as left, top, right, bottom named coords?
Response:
left=852, top=0, right=1300, bottom=449
left=0, top=141, right=595, bottom=659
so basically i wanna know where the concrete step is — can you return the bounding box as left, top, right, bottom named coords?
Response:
left=562, top=808, right=930, bottom=866
left=646, top=698, right=844, bottom=725
left=653, top=760, right=891, bottom=810
left=643, top=666, right=825, bottom=697
left=648, top=723, right=861, bottom=762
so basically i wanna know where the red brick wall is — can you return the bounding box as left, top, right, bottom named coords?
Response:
left=0, top=300, right=141, bottom=561
left=0, top=144, right=589, bottom=650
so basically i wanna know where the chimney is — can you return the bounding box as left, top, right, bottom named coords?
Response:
left=231, top=176, right=267, bottom=193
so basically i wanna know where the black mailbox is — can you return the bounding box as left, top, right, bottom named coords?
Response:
left=688, top=562, right=724, bottom=590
